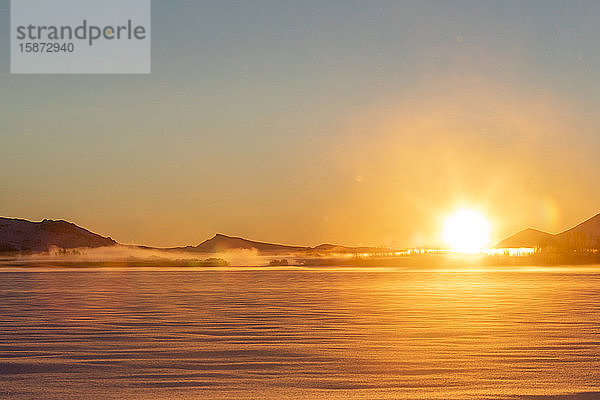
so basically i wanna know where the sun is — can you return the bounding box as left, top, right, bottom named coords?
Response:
left=442, top=209, right=491, bottom=253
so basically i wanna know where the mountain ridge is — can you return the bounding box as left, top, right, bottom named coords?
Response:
left=173, top=233, right=310, bottom=254
left=0, top=217, right=393, bottom=255
left=494, top=228, right=554, bottom=248
left=0, top=217, right=116, bottom=252
left=167, top=233, right=394, bottom=255
left=4, top=211, right=600, bottom=255
left=495, top=212, right=600, bottom=250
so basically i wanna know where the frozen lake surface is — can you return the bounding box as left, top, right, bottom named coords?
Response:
left=1, top=265, right=600, bottom=399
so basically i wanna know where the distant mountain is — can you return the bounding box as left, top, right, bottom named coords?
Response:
left=5, top=211, right=600, bottom=256
left=496, top=212, right=600, bottom=250
left=495, top=228, right=554, bottom=248
left=170, top=235, right=394, bottom=255
left=0, top=217, right=395, bottom=256
left=0, top=217, right=116, bottom=253
left=553, top=213, right=600, bottom=250
left=176, top=233, right=310, bottom=254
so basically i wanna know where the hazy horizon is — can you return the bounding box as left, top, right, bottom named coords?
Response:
left=2, top=1, right=600, bottom=248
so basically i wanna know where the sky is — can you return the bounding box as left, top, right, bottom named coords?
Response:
left=1, top=0, right=600, bottom=248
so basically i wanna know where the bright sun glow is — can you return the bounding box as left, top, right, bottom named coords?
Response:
left=442, top=209, right=491, bottom=253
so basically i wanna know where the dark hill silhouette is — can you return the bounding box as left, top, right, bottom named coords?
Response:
left=6, top=211, right=600, bottom=256
left=495, top=228, right=554, bottom=248
left=553, top=213, right=600, bottom=250
left=0, top=217, right=116, bottom=252
left=496, top=212, right=600, bottom=251
left=181, top=233, right=310, bottom=254
left=0, top=217, right=394, bottom=256
left=170, top=234, right=394, bottom=255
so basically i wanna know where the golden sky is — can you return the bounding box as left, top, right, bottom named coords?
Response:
left=1, top=1, right=599, bottom=248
